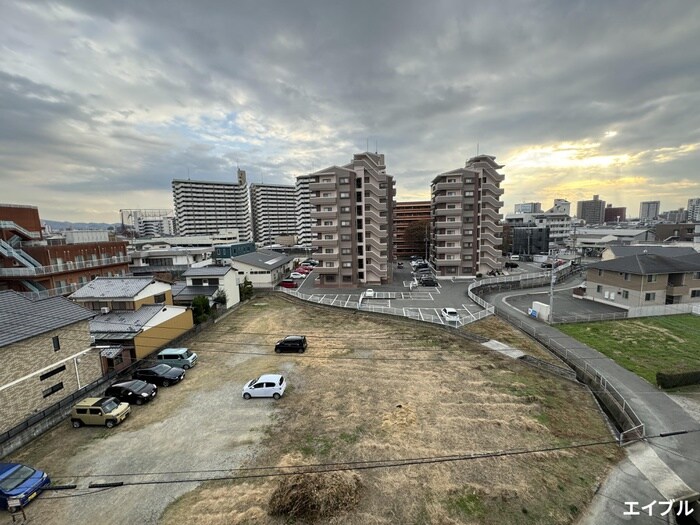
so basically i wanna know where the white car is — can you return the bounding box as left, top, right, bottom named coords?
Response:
left=290, top=272, right=306, bottom=279
left=440, top=308, right=460, bottom=323
left=365, top=289, right=375, bottom=298
left=242, top=374, right=286, bottom=400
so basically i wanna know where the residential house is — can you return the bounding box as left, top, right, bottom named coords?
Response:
left=173, top=266, right=240, bottom=309
left=601, top=246, right=697, bottom=261
left=584, top=253, right=700, bottom=307
left=230, top=250, right=294, bottom=288
left=0, top=291, right=98, bottom=434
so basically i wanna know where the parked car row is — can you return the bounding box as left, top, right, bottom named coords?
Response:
left=282, top=258, right=318, bottom=288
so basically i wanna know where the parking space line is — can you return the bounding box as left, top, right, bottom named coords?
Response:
left=345, top=295, right=351, bottom=307
left=419, top=309, right=425, bottom=321
left=331, top=294, right=338, bottom=305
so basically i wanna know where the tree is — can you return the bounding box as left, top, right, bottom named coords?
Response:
left=240, top=277, right=254, bottom=301
left=192, top=295, right=211, bottom=324
left=212, top=289, right=227, bottom=307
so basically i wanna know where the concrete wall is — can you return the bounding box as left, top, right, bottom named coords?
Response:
left=0, top=320, right=102, bottom=434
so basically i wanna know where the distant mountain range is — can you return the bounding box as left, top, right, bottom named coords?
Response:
left=43, top=220, right=121, bottom=231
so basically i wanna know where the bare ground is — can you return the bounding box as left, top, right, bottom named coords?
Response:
left=159, top=295, right=620, bottom=525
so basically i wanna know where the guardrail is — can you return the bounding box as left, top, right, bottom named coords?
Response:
left=0, top=255, right=130, bottom=277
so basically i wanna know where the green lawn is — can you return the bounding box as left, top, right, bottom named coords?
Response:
left=558, top=315, right=700, bottom=385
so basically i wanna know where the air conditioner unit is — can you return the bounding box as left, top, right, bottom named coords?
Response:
left=90, top=335, right=96, bottom=345
left=100, top=307, right=111, bottom=314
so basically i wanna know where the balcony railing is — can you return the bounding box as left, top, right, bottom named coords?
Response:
left=0, top=255, right=130, bottom=277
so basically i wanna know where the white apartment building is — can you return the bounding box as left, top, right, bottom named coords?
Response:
left=295, top=175, right=312, bottom=248
left=639, top=201, right=661, bottom=221
left=310, top=152, right=395, bottom=287
left=120, top=209, right=176, bottom=237
left=687, top=198, right=700, bottom=222
left=514, top=202, right=541, bottom=214
left=250, top=183, right=296, bottom=244
left=430, top=155, right=504, bottom=276
left=172, top=169, right=252, bottom=240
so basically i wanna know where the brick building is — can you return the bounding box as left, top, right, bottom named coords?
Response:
left=393, top=201, right=431, bottom=259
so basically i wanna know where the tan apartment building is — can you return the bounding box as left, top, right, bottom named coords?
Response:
left=310, top=152, right=395, bottom=287
left=394, top=201, right=431, bottom=259
left=430, top=155, right=504, bottom=276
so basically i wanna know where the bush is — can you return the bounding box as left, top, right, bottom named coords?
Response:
left=656, top=370, right=700, bottom=389
left=192, top=295, right=211, bottom=324
left=268, top=471, right=363, bottom=521
left=239, top=277, right=254, bottom=301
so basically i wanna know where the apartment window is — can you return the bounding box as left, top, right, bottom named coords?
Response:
left=463, top=242, right=473, bottom=248
left=464, top=191, right=474, bottom=197
left=622, top=290, right=629, bottom=299
left=645, top=292, right=656, bottom=301
left=52, top=336, right=61, bottom=352
left=322, top=178, right=332, bottom=183
left=623, top=273, right=631, bottom=281
left=447, top=191, right=456, bottom=196
left=462, top=255, right=472, bottom=260
left=342, top=276, right=352, bottom=282
left=446, top=242, right=455, bottom=247
left=40, top=365, right=66, bottom=381
left=324, top=220, right=333, bottom=226
left=465, top=179, right=473, bottom=184
left=464, top=230, right=473, bottom=235
left=340, top=192, right=350, bottom=199
left=647, top=274, right=657, bottom=283
left=446, top=255, right=454, bottom=260
left=447, top=217, right=456, bottom=222
left=340, top=220, right=350, bottom=227
left=323, top=207, right=333, bottom=212
left=324, top=234, right=334, bottom=240
left=341, top=248, right=352, bottom=255
left=341, top=206, right=350, bottom=213
left=322, top=192, right=331, bottom=197
left=446, top=267, right=456, bottom=274
left=339, top=177, right=349, bottom=184
left=324, top=249, right=334, bottom=254
left=42, top=382, right=64, bottom=398
left=447, top=204, right=456, bottom=209
left=447, top=178, right=456, bottom=183
left=324, top=262, right=334, bottom=267
left=341, top=234, right=351, bottom=241
left=342, top=262, right=352, bottom=268
left=596, top=285, right=603, bottom=293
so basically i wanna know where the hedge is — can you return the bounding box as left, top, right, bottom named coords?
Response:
left=656, top=370, right=700, bottom=389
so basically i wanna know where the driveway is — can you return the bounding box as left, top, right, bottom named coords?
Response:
left=2, top=322, right=293, bottom=525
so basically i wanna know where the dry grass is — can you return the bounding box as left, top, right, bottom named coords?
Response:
left=160, top=295, right=620, bottom=525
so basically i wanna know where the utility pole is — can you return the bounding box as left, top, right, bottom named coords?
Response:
left=424, top=222, right=429, bottom=262
left=549, top=265, right=556, bottom=324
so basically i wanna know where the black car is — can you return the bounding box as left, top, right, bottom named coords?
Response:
left=275, top=335, right=307, bottom=353
left=105, top=380, right=157, bottom=405
left=420, top=277, right=438, bottom=286
left=133, top=364, right=185, bottom=387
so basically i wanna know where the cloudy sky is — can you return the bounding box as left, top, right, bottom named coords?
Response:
left=1, top=0, right=699, bottom=223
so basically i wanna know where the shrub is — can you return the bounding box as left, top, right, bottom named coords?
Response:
left=656, top=370, right=700, bottom=389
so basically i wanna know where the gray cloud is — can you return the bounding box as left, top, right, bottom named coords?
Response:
left=1, top=0, right=699, bottom=220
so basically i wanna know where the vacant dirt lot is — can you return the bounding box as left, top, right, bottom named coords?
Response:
left=158, top=295, right=620, bottom=525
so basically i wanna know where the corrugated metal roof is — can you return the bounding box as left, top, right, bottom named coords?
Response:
left=0, top=290, right=95, bottom=348
left=174, top=285, right=219, bottom=301
left=70, top=277, right=158, bottom=299
left=89, top=304, right=165, bottom=333
left=231, top=250, right=293, bottom=270
left=606, top=246, right=697, bottom=258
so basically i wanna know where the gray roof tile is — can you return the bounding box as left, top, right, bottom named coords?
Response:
left=606, top=246, right=697, bottom=258
left=589, top=253, right=700, bottom=274
left=182, top=266, right=232, bottom=277
left=0, top=290, right=95, bottom=347
left=89, top=304, right=166, bottom=333
left=231, top=250, right=293, bottom=270
left=69, top=277, right=160, bottom=299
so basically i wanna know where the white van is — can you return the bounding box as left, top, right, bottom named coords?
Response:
left=510, top=255, right=520, bottom=261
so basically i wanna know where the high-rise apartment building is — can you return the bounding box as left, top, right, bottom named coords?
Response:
left=295, top=175, right=312, bottom=247
left=120, top=209, right=176, bottom=237
left=604, top=204, right=627, bottom=224
left=309, top=152, right=395, bottom=287
left=639, top=201, right=660, bottom=221
left=172, top=169, right=252, bottom=240
left=250, top=183, right=296, bottom=244
left=430, top=155, right=504, bottom=276
left=393, top=201, right=431, bottom=259
left=576, top=195, right=606, bottom=225
left=548, top=199, right=571, bottom=215
left=687, top=198, right=700, bottom=222
left=514, top=202, right=542, bottom=214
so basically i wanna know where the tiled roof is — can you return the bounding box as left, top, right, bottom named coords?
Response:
left=182, top=266, right=232, bottom=277
left=606, top=246, right=697, bottom=258
left=70, top=277, right=159, bottom=299
left=231, top=250, right=293, bottom=270
left=89, top=304, right=166, bottom=333
left=588, top=253, right=700, bottom=275
left=0, top=290, right=95, bottom=347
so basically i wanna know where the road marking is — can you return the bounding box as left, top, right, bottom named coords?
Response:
left=462, top=304, right=477, bottom=321
left=419, top=309, right=425, bottom=321
left=627, top=442, right=696, bottom=501
left=332, top=294, right=338, bottom=305
left=345, top=295, right=351, bottom=307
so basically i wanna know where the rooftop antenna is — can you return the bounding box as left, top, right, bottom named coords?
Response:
left=375, top=139, right=378, bottom=153
left=366, top=137, right=369, bottom=152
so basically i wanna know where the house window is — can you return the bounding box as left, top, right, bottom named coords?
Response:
left=693, top=272, right=700, bottom=280
left=645, top=292, right=656, bottom=301
left=622, top=290, right=629, bottom=299
left=40, top=365, right=66, bottom=381
left=691, top=290, right=700, bottom=298
left=647, top=275, right=657, bottom=283
left=623, top=273, right=631, bottom=281
left=596, top=285, right=602, bottom=293
left=42, top=382, right=64, bottom=398
left=52, top=336, right=61, bottom=352
left=154, top=293, right=166, bottom=303
left=339, top=177, right=349, bottom=184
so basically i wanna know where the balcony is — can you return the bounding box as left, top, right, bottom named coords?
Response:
left=0, top=255, right=130, bottom=277
left=666, top=283, right=689, bottom=295
left=310, top=252, right=338, bottom=261
left=313, top=265, right=339, bottom=275
left=434, top=258, right=460, bottom=267
left=310, top=196, right=338, bottom=206
left=434, top=220, right=461, bottom=228
left=435, top=233, right=462, bottom=242
left=481, top=208, right=501, bottom=222
left=481, top=182, right=504, bottom=196
left=311, top=211, right=338, bottom=220
left=311, top=224, right=339, bottom=233
left=434, top=208, right=462, bottom=217
left=480, top=245, right=502, bottom=259
left=312, top=239, right=339, bottom=248
left=481, top=232, right=499, bottom=245
left=433, top=194, right=463, bottom=204
left=310, top=182, right=337, bottom=191
left=435, top=246, right=461, bottom=254
left=433, top=181, right=463, bottom=191
left=481, top=195, right=504, bottom=209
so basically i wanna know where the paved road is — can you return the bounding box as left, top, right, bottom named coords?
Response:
left=483, top=285, right=700, bottom=524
